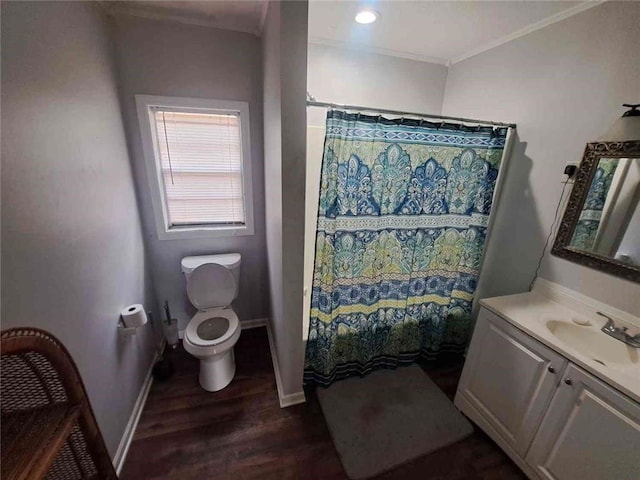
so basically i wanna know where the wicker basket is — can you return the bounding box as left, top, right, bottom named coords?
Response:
left=1, top=328, right=118, bottom=480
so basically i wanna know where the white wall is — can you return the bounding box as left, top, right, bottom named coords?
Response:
left=262, top=0, right=309, bottom=399
left=307, top=43, right=448, bottom=126
left=442, top=1, right=640, bottom=315
left=595, top=159, right=640, bottom=260
left=615, top=161, right=640, bottom=265
left=1, top=1, right=159, bottom=456
left=111, top=16, right=268, bottom=331
left=618, top=203, right=640, bottom=266
left=303, top=127, right=325, bottom=340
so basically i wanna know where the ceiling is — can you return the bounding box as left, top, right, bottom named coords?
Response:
left=103, top=1, right=601, bottom=64
left=309, top=1, right=599, bottom=64
left=103, top=0, right=268, bottom=35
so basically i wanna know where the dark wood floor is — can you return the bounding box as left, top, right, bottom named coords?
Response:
left=121, top=327, right=525, bottom=480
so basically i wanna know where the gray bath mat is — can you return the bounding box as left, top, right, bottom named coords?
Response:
left=316, top=364, right=473, bottom=479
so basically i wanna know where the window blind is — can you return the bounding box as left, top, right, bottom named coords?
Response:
left=152, top=109, right=245, bottom=227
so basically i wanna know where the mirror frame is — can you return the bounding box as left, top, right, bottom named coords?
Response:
left=552, top=140, right=640, bottom=283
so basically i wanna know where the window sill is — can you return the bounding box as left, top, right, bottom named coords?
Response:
left=156, top=224, right=254, bottom=241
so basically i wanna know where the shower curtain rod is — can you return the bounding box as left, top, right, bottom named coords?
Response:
left=306, top=100, right=517, bottom=129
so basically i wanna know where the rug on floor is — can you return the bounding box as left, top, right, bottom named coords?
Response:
left=316, top=364, right=473, bottom=479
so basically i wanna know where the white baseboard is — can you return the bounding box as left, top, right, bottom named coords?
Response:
left=112, top=342, right=162, bottom=474
left=265, top=321, right=306, bottom=408
left=278, top=389, right=307, bottom=407
left=241, top=317, right=268, bottom=330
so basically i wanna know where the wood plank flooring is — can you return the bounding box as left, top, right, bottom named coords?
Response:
left=121, top=327, right=525, bottom=480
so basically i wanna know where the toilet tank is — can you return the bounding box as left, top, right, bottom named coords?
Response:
left=181, top=253, right=241, bottom=298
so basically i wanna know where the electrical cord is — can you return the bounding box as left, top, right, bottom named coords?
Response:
left=529, top=179, right=572, bottom=291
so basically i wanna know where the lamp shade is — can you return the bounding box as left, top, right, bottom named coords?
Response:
left=598, top=104, right=640, bottom=142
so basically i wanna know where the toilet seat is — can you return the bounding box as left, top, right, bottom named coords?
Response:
left=185, top=308, right=239, bottom=347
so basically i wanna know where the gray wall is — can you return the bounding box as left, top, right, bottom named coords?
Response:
left=307, top=43, right=448, bottom=126
left=111, top=16, right=268, bottom=331
left=1, top=1, right=159, bottom=456
left=442, top=1, right=640, bottom=315
left=262, top=0, right=284, bottom=358
left=280, top=0, right=309, bottom=396
left=262, top=0, right=309, bottom=397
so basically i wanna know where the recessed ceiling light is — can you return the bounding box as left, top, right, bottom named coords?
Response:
left=355, top=9, right=379, bottom=25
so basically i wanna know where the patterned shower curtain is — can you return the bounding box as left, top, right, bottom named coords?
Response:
left=304, top=110, right=508, bottom=386
left=571, top=158, right=619, bottom=250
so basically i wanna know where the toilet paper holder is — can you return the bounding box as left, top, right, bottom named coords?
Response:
left=118, top=311, right=152, bottom=338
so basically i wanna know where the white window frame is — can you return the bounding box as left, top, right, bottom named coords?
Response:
left=136, top=95, right=254, bottom=240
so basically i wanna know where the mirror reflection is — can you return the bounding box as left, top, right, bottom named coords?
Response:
left=569, top=157, right=640, bottom=266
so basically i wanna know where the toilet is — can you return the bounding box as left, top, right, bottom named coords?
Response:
left=181, top=253, right=242, bottom=392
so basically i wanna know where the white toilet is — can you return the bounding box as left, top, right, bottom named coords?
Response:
left=181, top=253, right=242, bottom=392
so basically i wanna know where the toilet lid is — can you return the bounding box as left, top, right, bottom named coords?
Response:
left=185, top=308, right=239, bottom=347
left=186, top=263, right=237, bottom=309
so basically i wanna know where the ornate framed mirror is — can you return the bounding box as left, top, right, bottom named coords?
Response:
left=552, top=140, right=640, bottom=283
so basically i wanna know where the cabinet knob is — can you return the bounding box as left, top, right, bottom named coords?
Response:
left=547, top=365, right=555, bottom=374
left=564, top=378, right=573, bottom=386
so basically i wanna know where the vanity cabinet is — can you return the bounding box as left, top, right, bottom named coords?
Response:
left=525, top=363, right=640, bottom=480
left=455, top=308, right=568, bottom=457
left=455, top=307, right=640, bottom=480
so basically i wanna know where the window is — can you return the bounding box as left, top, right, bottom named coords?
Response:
left=136, top=95, right=254, bottom=240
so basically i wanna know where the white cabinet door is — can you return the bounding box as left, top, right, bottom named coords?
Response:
left=525, top=363, right=640, bottom=480
left=455, top=308, right=568, bottom=457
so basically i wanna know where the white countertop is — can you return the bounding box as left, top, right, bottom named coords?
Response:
left=480, top=290, right=640, bottom=404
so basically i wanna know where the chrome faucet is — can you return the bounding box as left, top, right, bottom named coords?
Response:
left=598, top=312, right=640, bottom=348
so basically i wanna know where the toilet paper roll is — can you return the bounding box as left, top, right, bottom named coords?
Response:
left=121, top=304, right=147, bottom=328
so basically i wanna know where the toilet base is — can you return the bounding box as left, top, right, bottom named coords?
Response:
left=199, top=348, right=236, bottom=392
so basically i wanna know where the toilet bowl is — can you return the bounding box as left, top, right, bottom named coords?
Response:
left=183, top=308, right=240, bottom=391
left=181, top=254, right=242, bottom=392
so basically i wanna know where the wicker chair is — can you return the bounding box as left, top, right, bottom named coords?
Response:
left=1, top=328, right=118, bottom=480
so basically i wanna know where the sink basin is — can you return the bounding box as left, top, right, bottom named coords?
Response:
left=546, top=320, right=639, bottom=367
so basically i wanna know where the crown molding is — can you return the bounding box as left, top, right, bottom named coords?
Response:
left=308, top=36, right=449, bottom=66
left=311, top=1, right=605, bottom=67
left=99, top=1, right=606, bottom=64
left=450, top=0, right=606, bottom=65
left=102, top=2, right=262, bottom=36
